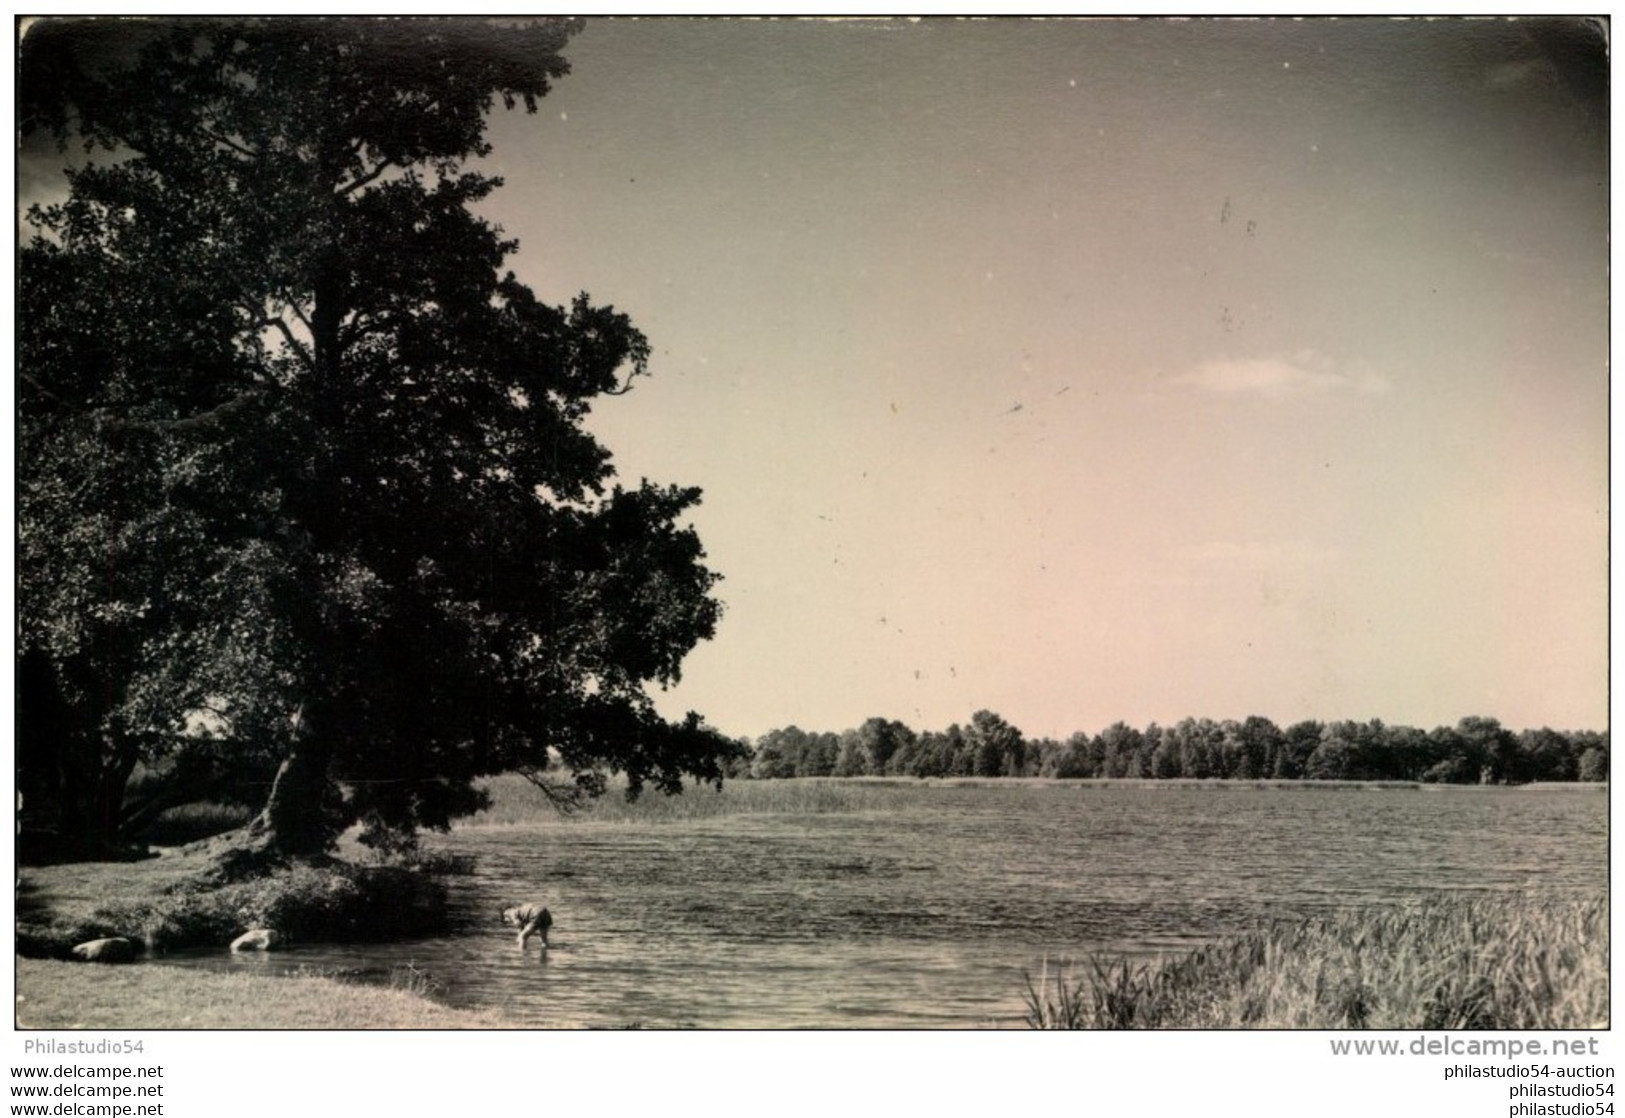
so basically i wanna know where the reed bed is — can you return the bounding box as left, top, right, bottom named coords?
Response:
left=465, top=774, right=904, bottom=826
left=465, top=773, right=1602, bottom=828
left=1023, top=892, right=1607, bottom=1030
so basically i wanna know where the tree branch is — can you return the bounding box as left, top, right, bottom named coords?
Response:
left=198, top=126, right=257, bottom=161
left=601, top=368, right=646, bottom=396
left=338, top=156, right=400, bottom=196
left=256, top=314, right=315, bottom=373
left=99, top=388, right=266, bottom=435
left=284, top=298, right=316, bottom=340
left=515, top=766, right=597, bottom=814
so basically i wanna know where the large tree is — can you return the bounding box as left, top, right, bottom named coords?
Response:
left=19, top=17, right=740, bottom=860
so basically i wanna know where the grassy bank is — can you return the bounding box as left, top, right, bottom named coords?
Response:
left=16, top=844, right=449, bottom=960
left=1023, top=892, right=1608, bottom=1029
left=15, top=958, right=521, bottom=1029
left=14, top=843, right=500, bottom=1029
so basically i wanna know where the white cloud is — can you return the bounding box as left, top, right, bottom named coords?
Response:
left=1174, top=352, right=1391, bottom=401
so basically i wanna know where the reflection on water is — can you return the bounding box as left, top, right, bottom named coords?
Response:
left=153, top=784, right=1606, bottom=1028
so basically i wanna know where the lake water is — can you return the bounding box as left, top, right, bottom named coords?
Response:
left=157, top=782, right=1607, bottom=1028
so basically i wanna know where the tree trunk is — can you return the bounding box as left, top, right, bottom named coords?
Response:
left=245, top=736, right=336, bottom=860
left=93, top=742, right=140, bottom=853
left=206, top=703, right=342, bottom=873
left=220, top=141, right=353, bottom=873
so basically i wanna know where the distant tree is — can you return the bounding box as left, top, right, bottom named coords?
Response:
left=20, top=18, right=739, bottom=859
left=908, top=730, right=947, bottom=778
left=933, top=722, right=967, bottom=776
left=750, top=727, right=804, bottom=780
left=1456, top=717, right=1519, bottom=784
left=1173, top=717, right=1222, bottom=779
left=1304, top=724, right=1355, bottom=781
left=1348, top=719, right=1390, bottom=780
left=1087, top=728, right=1110, bottom=777
left=853, top=717, right=916, bottom=776
left=1576, top=741, right=1608, bottom=783
left=803, top=732, right=841, bottom=777
left=833, top=729, right=869, bottom=777
left=1383, top=724, right=1431, bottom=781
left=1462, top=721, right=1521, bottom=783
left=1052, top=732, right=1093, bottom=779
left=1274, top=720, right=1323, bottom=780
left=1225, top=716, right=1280, bottom=780
left=1518, top=728, right=1577, bottom=782
left=1149, top=729, right=1182, bottom=779
left=1096, top=722, right=1143, bottom=779
left=1027, top=737, right=1065, bottom=778
left=1419, top=724, right=1477, bottom=783
left=1135, top=723, right=1162, bottom=779
left=966, top=710, right=1024, bottom=777
left=721, top=739, right=755, bottom=780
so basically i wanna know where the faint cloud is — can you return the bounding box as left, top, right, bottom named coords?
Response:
left=1174, top=351, right=1391, bottom=401
left=1353, top=370, right=1394, bottom=396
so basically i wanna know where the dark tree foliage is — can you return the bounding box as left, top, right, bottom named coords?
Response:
left=19, top=17, right=741, bottom=859
left=743, top=712, right=1605, bottom=786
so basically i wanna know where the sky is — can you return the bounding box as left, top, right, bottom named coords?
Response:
left=17, top=17, right=1611, bottom=744
left=470, top=17, right=1609, bottom=742
left=458, top=16, right=1616, bottom=743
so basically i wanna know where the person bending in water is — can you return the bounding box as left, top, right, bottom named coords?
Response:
left=501, top=902, right=553, bottom=950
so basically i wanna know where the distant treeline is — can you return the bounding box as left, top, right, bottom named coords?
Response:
left=742, top=713, right=1608, bottom=784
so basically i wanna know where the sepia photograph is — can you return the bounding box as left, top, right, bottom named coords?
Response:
left=10, top=10, right=1611, bottom=1109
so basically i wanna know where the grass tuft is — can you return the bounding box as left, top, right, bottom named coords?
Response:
left=387, top=961, right=445, bottom=999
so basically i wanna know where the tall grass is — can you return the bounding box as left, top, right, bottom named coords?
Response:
left=466, top=774, right=902, bottom=826
left=387, top=961, right=445, bottom=999
left=465, top=773, right=1603, bottom=828
left=1022, top=892, right=1607, bottom=1029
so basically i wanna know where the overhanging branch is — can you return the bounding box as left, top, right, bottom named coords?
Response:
left=100, top=388, right=265, bottom=435
left=515, top=766, right=597, bottom=814
left=339, top=156, right=401, bottom=196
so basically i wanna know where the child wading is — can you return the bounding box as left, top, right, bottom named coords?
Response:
left=502, top=902, right=552, bottom=950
